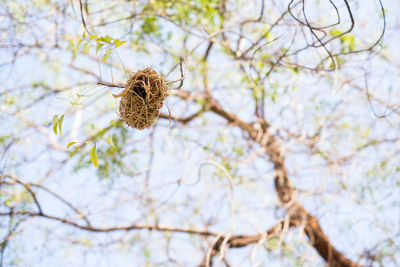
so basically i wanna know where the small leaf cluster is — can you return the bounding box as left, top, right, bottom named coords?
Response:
left=69, top=120, right=131, bottom=179
left=52, top=114, right=64, bottom=136
left=74, top=32, right=127, bottom=62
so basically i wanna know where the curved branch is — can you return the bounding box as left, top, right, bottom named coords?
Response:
left=165, top=90, right=364, bottom=267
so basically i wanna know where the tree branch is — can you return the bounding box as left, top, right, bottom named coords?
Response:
left=165, top=91, right=363, bottom=267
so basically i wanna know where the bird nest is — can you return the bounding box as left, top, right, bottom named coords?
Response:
left=115, top=67, right=168, bottom=130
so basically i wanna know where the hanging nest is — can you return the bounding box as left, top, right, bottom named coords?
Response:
left=115, top=67, right=168, bottom=130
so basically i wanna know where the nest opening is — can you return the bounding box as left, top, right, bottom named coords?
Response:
left=132, top=75, right=147, bottom=99
left=117, top=67, right=168, bottom=130
left=134, top=84, right=147, bottom=99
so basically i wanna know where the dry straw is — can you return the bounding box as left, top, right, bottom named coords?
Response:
left=114, top=67, right=168, bottom=129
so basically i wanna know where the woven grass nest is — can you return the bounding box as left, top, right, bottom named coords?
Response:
left=115, top=67, right=168, bottom=130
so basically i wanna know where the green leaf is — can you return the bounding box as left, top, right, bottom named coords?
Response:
left=52, top=115, right=58, bottom=135
left=76, top=39, right=83, bottom=49
left=96, top=42, right=104, bottom=52
left=142, top=17, right=159, bottom=35
left=0, top=135, right=11, bottom=144
left=104, top=35, right=113, bottom=43
left=340, top=35, right=355, bottom=51
left=114, top=39, right=126, bottom=48
left=67, top=142, right=77, bottom=148
left=70, top=100, right=83, bottom=106
left=90, top=143, right=99, bottom=167
left=58, top=115, right=64, bottom=136
left=82, top=42, right=91, bottom=55
left=89, top=34, right=97, bottom=40
left=77, top=94, right=89, bottom=98
left=329, top=29, right=342, bottom=36
left=107, top=135, right=116, bottom=149
left=103, top=48, right=112, bottom=62
left=267, top=236, right=280, bottom=248
left=97, top=35, right=113, bottom=44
